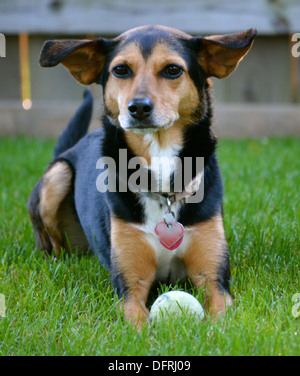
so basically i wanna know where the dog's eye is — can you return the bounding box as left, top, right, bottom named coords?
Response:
left=162, top=64, right=183, bottom=79
left=112, top=64, right=132, bottom=78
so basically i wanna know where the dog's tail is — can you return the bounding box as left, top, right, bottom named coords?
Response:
left=53, top=88, right=93, bottom=158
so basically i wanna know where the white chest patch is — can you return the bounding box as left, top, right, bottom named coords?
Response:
left=134, top=135, right=190, bottom=283
left=144, top=133, right=183, bottom=192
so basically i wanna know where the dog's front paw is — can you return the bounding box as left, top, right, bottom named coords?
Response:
left=120, top=300, right=149, bottom=330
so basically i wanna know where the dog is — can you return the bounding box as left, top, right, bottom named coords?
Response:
left=28, top=25, right=256, bottom=327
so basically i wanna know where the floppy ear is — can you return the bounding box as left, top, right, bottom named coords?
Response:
left=39, top=38, right=110, bottom=85
left=194, top=28, right=257, bottom=79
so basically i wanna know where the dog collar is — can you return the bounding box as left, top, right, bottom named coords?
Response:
left=139, top=171, right=203, bottom=206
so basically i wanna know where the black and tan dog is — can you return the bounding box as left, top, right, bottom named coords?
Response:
left=28, top=25, right=256, bottom=327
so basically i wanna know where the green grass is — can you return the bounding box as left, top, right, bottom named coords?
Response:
left=0, top=137, right=299, bottom=356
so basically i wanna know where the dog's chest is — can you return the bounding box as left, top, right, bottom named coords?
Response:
left=136, top=136, right=189, bottom=283
left=138, top=195, right=189, bottom=283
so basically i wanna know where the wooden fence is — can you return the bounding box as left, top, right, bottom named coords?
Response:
left=0, top=0, right=299, bottom=137
left=1, top=0, right=299, bottom=35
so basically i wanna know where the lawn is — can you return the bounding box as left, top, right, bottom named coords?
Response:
left=0, top=137, right=299, bottom=356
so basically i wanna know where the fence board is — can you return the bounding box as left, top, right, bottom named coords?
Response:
left=1, top=101, right=299, bottom=138
left=0, top=0, right=300, bottom=35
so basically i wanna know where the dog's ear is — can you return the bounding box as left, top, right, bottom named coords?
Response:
left=194, top=28, right=257, bottom=79
left=39, top=38, right=111, bottom=85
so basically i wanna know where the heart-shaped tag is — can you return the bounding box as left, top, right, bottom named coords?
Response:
left=155, top=221, right=184, bottom=250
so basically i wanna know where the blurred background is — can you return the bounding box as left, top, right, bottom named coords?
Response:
left=0, top=0, right=299, bottom=138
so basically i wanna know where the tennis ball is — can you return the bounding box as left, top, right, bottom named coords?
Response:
left=148, top=291, right=204, bottom=322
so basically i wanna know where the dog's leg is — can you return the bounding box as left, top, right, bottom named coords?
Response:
left=111, top=217, right=157, bottom=328
left=182, top=214, right=233, bottom=318
left=29, top=161, right=89, bottom=257
left=28, top=180, right=53, bottom=253
left=38, top=161, right=73, bottom=257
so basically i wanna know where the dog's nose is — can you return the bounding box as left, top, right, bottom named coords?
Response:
left=128, top=97, right=154, bottom=120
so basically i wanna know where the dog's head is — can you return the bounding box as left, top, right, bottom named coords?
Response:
left=40, top=25, right=256, bottom=134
